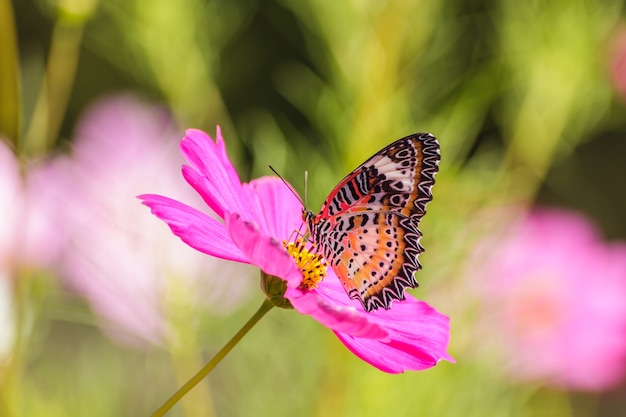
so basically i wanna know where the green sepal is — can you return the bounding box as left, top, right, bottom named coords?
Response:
left=260, top=271, right=293, bottom=309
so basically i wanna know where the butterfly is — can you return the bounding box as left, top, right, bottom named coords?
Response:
left=303, top=133, right=440, bottom=312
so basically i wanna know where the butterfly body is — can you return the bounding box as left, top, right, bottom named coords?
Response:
left=304, top=133, right=440, bottom=312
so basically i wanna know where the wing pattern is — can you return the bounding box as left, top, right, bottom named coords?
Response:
left=306, top=133, right=440, bottom=312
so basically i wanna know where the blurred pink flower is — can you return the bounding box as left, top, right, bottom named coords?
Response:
left=140, top=128, right=453, bottom=373
left=0, top=140, right=61, bottom=359
left=36, top=94, right=255, bottom=347
left=0, top=141, right=23, bottom=273
left=479, top=208, right=626, bottom=391
left=0, top=141, right=49, bottom=269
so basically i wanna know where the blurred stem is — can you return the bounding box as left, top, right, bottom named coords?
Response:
left=0, top=299, right=19, bottom=417
left=0, top=271, right=38, bottom=417
left=501, top=102, right=569, bottom=199
left=312, top=332, right=349, bottom=417
left=0, top=0, right=20, bottom=145
left=23, top=21, right=85, bottom=155
left=152, top=299, right=274, bottom=417
left=170, top=345, right=217, bottom=417
left=344, top=4, right=406, bottom=168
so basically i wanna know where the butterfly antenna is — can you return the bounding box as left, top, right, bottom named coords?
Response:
left=268, top=165, right=305, bottom=207
left=304, top=171, right=309, bottom=209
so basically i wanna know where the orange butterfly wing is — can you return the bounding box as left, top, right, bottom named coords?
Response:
left=307, top=133, right=440, bottom=311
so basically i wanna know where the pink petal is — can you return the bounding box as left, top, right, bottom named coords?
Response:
left=224, top=211, right=302, bottom=286
left=139, top=194, right=248, bottom=263
left=335, top=296, right=454, bottom=373
left=286, top=286, right=388, bottom=339
left=287, top=277, right=453, bottom=372
left=244, top=176, right=305, bottom=239
left=180, top=129, right=249, bottom=219
left=214, top=127, right=246, bottom=201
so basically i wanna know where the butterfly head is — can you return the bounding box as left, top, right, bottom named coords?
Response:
left=302, top=207, right=313, bottom=221
left=303, top=207, right=318, bottom=227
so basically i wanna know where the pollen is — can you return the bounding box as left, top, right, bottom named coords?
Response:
left=284, top=238, right=327, bottom=290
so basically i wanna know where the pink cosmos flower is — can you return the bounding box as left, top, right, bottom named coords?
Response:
left=478, top=208, right=626, bottom=391
left=140, top=128, right=453, bottom=373
left=35, top=95, right=255, bottom=347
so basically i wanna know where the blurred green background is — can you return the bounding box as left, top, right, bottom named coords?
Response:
left=2, top=0, right=626, bottom=416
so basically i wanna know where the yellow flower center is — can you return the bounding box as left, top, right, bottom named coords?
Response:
left=283, top=238, right=327, bottom=290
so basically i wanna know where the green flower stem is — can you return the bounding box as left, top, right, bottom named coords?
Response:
left=151, top=299, right=275, bottom=417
